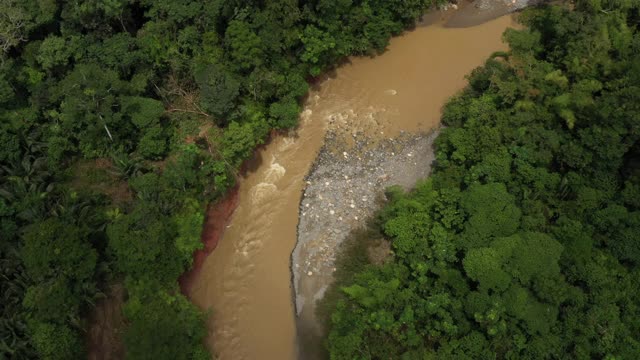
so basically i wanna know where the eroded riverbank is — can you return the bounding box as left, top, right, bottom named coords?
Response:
left=186, top=8, right=518, bottom=360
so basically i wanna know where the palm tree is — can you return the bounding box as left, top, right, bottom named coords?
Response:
left=0, top=246, right=35, bottom=358
left=0, top=157, right=53, bottom=224
left=109, top=151, right=146, bottom=180
left=0, top=130, right=55, bottom=224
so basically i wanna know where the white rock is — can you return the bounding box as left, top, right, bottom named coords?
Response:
left=308, top=271, right=313, bottom=276
left=355, top=216, right=359, bottom=220
left=305, top=203, right=310, bottom=207
left=350, top=204, right=356, bottom=209
left=329, top=210, right=335, bottom=215
left=325, top=182, right=330, bottom=186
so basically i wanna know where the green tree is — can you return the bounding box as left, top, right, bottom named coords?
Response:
left=107, top=203, right=183, bottom=286
left=195, top=63, right=240, bottom=121
left=30, top=322, right=82, bottom=360
left=123, top=287, right=208, bottom=360
left=173, top=198, right=205, bottom=267
left=300, top=25, right=336, bottom=76
left=460, top=183, right=521, bottom=248
left=218, top=119, right=268, bottom=167
left=269, top=97, right=300, bottom=129
left=21, top=218, right=97, bottom=283
left=225, top=20, right=263, bottom=72
left=52, top=63, right=132, bottom=158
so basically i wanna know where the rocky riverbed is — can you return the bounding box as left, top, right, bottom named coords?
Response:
left=291, top=129, right=439, bottom=350
left=436, top=0, right=543, bottom=28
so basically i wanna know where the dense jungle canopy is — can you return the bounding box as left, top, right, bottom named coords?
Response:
left=1, top=0, right=639, bottom=359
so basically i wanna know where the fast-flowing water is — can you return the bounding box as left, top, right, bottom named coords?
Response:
left=187, top=11, right=517, bottom=360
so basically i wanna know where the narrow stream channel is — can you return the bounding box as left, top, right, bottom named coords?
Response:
left=187, top=11, right=517, bottom=360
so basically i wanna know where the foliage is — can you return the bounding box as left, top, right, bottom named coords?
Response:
left=326, top=2, right=640, bottom=359
left=0, top=0, right=488, bottom=357
left=30, top=322, right=82, bottom=360
left=107, top=203, right=183, bottom=286
left=195, top=63, right=241, bottom=122
left=122, top=283, right=209, bottom=360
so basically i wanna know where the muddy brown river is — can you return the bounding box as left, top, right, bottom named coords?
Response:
left=187, top=11, right=517, bottom=360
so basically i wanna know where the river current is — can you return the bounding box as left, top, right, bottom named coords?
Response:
left=187, top=10, right=517, bottom=360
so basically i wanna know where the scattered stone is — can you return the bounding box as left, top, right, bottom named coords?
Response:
left=292, top=128, right=441, bottom=338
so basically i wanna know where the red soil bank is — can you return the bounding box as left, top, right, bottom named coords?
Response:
left=179, top=185, right=239, bottom=295
left=179, top=129, right=280, bottom=295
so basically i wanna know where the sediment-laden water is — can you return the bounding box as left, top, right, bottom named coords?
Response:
left=187, top=8, right=517, bottom=360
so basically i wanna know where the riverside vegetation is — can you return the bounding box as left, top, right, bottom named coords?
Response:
left=0, top=0, right=450, bottom=359
left=2, top=1, right=638, bottom=359
left=324, top=1, right=640, bottom=359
